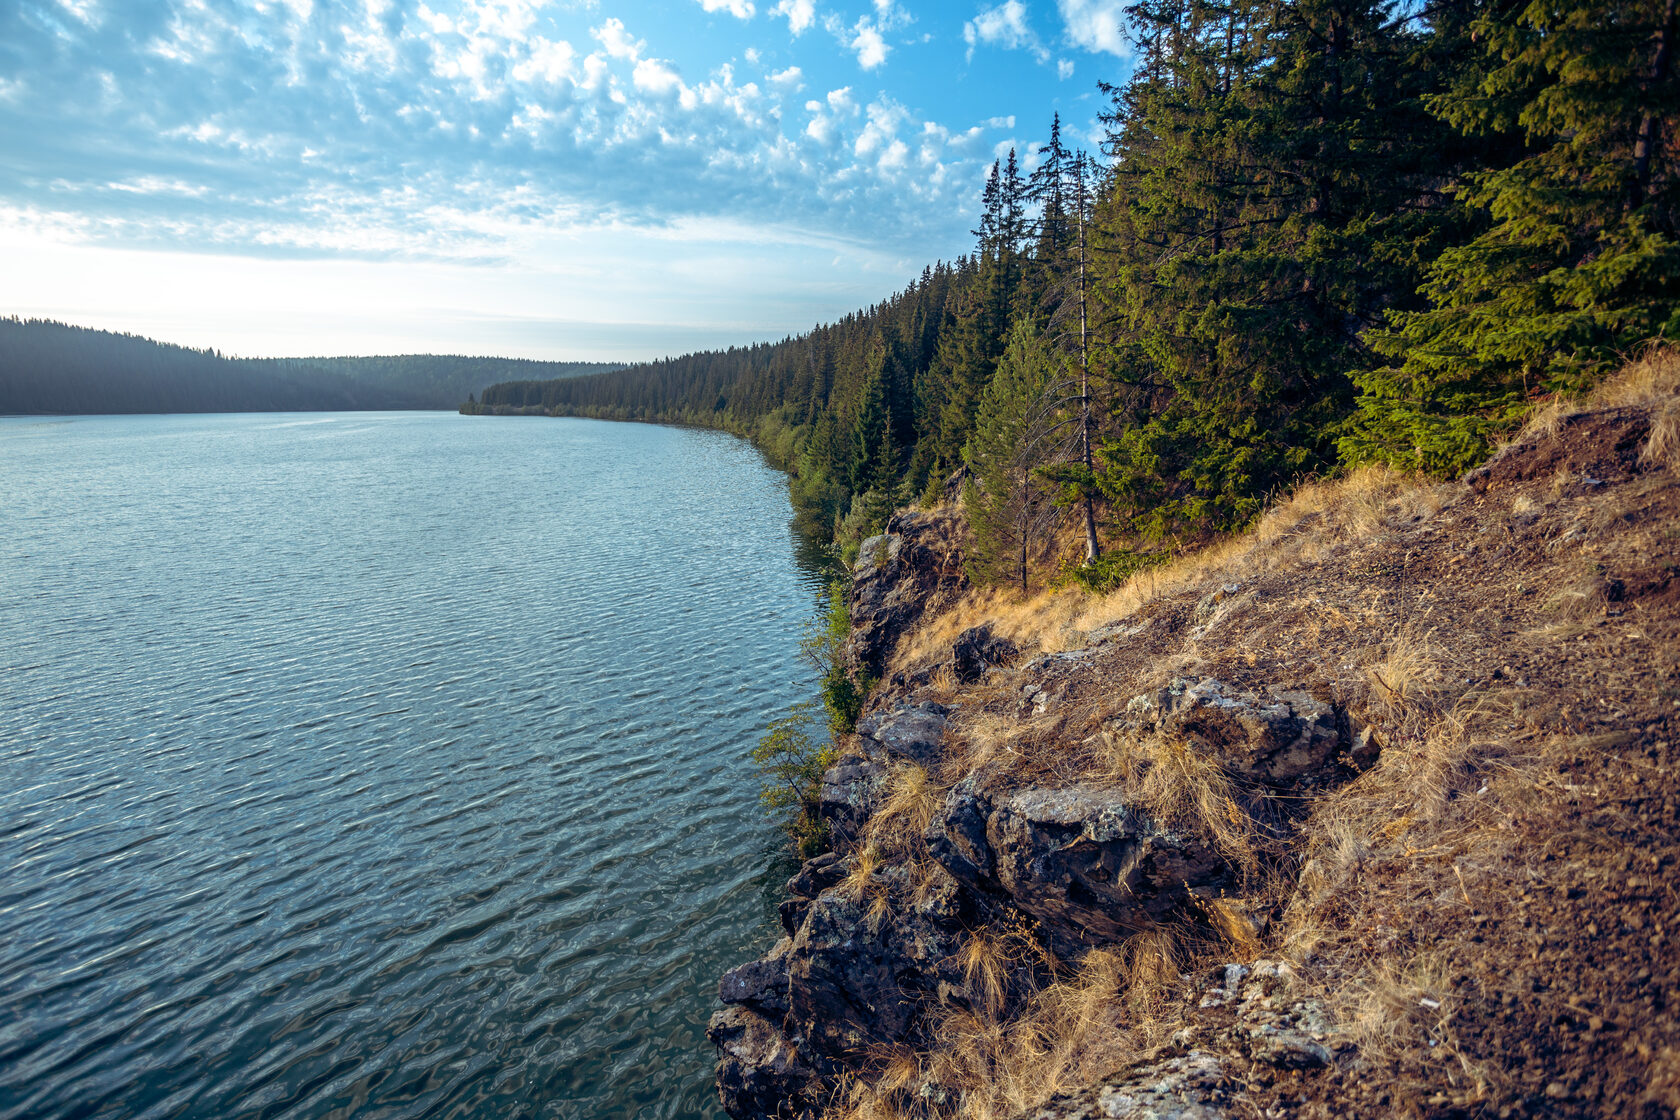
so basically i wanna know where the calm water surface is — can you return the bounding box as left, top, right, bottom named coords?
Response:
left=0, top=412, right=828, bottom=1120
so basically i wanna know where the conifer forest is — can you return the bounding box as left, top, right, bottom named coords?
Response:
left=474, top=0, right=1680, bottom=587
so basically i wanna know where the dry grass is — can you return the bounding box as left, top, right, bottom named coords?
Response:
left=1364, top=625, right=1453, bottom=724
left=824, top=920, right=1217, bottom=1120
left=1071, top=466, right=1449, bottom=637
left=819, top=350, right=1680, bottom=1119
left=1589, top=345, right=1680, bottom=410
left=1508, top=346, right=1680, bottom=471
left=887, top=586, right=1093, bottom=679
left=868, top=764, right=942, bottom=848
left=1102, top=730, right=1266, bottom=877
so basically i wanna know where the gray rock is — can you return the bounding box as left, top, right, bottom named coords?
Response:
left=708, top=1005, right=819, bottom=1118
left=819, top=754, right=888, bottom=847
left=848, top=510, right=968, bottom=677
left=1120, top=678, right=1343, bottom=784
left=783, top=874, right=968, bottom=1069
left=925, top=782, right=1227, bottom=955
left=856, top=701, right=950, bottom=767
left=1020, top=1051, right=1229, bottom=1119
left=855, top=532, right=901, bottom=574
left=952, top=623, right=1019, bottom=683
left=1193, top=583, right=1241, bottom=624
left=718, top=944, right=791, bottom=1016
left=778, top=852, right=849, bottom=937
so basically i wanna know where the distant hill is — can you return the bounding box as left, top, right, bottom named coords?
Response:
left=0, top=318, right=622, bottom=414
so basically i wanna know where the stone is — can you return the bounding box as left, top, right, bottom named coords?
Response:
left=783, top=877, right=968, bottom=1069
left=1020, top=1051, right=1229, bottom=1119
left=818, top=754, right=888, bottom=848
left=855, top=532, right=901, bottom=574
left=848, top=510, right=968, bottom=677
left=718, top=944, right=791, bottom=1016
left=1120, top=678, right=1344, bottom=785
left=925, top=781, right=1228, bottom=955
left=951, top=623, right=1019, bottom=683
left=1194, top=584, right=1241, bottom=624
left=856, top=701, right=950, bottom=767
left=778, top=852, right=849, bottom=937
left=709, top=1005, right=819, bottom=1119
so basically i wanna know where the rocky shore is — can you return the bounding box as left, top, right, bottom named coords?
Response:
left=711, top=383, right=1680, bottom=1119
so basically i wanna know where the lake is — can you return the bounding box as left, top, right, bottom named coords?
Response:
left=0, top=412, right=827, bottom=1120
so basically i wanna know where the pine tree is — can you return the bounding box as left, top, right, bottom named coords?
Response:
left=1343, top=0, right=1680, bottom=473
left=1090, top=0, right=1460, bottom=533
left=964, top=321, right=1062, bottom=592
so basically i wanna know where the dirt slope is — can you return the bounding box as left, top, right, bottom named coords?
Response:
left=714, top=360, right=1680, bottom=1120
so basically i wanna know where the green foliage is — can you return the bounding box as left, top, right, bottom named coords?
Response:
left=750, top=700, right=837, bottom=857
left=801, top=582, right=874, bottom=735
left=1091, top=0, right=1461, bottom=533
left=964, top=321, right=1062, bottom=591
left=1066, top=548, right=1170, bottom=594
left=467, top=3, right=1672, bottom=558
left=1342, top=0, right=1680, bottom=474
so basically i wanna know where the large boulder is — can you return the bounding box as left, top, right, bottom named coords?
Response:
left=849, top=510, right=968, bottom=678
left=1119, top=678, right=1342, bottom=785
left=777, top=851, right=849, bottom=937
left=925, top=781, right=1228, bottom=956
left=783, top=863, right=968, bottom=1070
left=709, top=1005, right=820, bottom=1119
left=855, top=701, right=951, bottom=767
left=818, top=754, right=889, bottom=848
left=951, top=623, right=1019, bottom=683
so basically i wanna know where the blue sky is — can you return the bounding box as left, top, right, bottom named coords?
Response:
left=0, top=0, right=1131, bottom=359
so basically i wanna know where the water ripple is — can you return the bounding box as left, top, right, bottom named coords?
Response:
left=0, top=412, right=826, bottom=1120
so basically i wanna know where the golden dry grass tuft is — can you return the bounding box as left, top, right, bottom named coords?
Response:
left=886, top=586, right=1093, bottom=679
left=1070, top=466, right=1449, bottom=638
left=1364, top=625, right=1453, bottom=724
left=1102, top=730, right=1266, bottom=877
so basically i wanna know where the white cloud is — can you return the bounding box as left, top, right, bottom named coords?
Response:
left=768, top=65, right=804, bottom=90
left=963, top=1, right=1048, bottom=63
left=56, top=0, right=102, bottom=27
left=771, top=0, right=816, bottom=35
left=696, top=0, right=756, bottom=18
left=513, top=38, right=578, bottom=85
left=872, top=0, right=913, bottom=30
left=1056, top=57, right=1074, bottom=78
left=633, top=58, right=684, bottom=95
left=1057, top=0, right=1129, bottom=57
left=591, top=18, right=643, bottom=62
left=848, top=18, right=889, bottom=69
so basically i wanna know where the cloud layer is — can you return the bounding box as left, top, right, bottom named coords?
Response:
left=0, top=0, right=1136, bottom=356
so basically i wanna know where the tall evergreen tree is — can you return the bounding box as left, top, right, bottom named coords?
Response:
left=1343, top=0, right=1680, bottom=473
left=964, top=322, right=1063, bottom=591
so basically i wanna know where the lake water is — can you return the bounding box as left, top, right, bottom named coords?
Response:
left=0, top=412, right=828, bottom=1120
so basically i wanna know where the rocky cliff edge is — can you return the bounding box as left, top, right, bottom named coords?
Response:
left=712, top=364, right=1680, bottom=1120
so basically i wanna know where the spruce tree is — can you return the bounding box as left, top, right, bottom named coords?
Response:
left=1343, top=0, right=1680, bottom=473
left=964, top=321, right=1062, bottom=591
left=1091, top=0, right=1459, bottom=533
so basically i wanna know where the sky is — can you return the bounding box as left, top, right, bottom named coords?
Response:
left=0, top=0, right=1133, bottom=360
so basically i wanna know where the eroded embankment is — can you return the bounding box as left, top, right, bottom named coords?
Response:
left=712, top=360, right=1680, bottom=1120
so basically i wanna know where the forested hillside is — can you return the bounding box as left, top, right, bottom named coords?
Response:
left=475, top=0, right=1678, bottom=584
left=0, top=318, right=620, bottom=414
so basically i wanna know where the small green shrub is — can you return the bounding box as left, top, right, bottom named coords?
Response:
left=751, top=700, right=838, bottom=857
left=1067, top=548, right=1169, bottom=594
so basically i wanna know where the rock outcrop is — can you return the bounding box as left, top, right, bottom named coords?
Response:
left=849, top=509, right=968, bottom=678
left=714, top=390, right=1680, bottom=1120
left=926, top=779, right=1228, bottom=956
